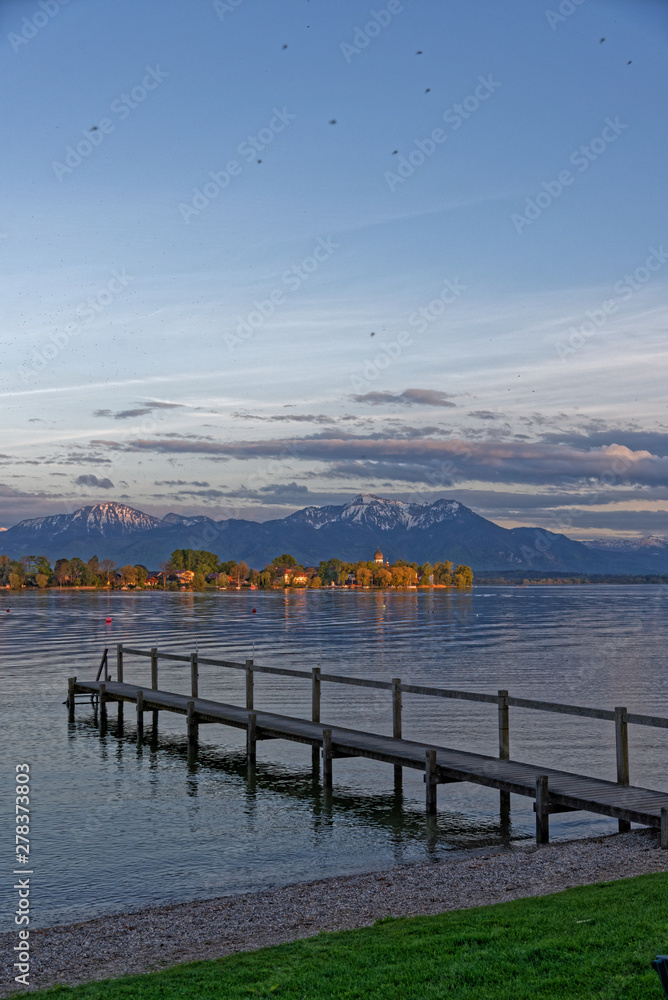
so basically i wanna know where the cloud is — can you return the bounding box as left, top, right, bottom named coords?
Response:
left=94, top=433, right=668, bottom=489
left=351, top=388, right=456, bottom=408
left=94, top=400, right=185, bottom=420
left=154, top=480, right=211, bottom=487
left=74, top=474, right=115, bottom=489
left=468, top=410, right=501, bottom=420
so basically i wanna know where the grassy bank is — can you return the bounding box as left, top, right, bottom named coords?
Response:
left=33, top=872, right=668, bottom=999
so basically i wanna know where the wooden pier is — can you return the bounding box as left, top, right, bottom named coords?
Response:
left=68, top=645, right=668, bottom=847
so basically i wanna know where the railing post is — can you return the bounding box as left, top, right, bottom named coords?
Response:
left=425, top=749, right=438, bottom=815
left=535, top=775, right=549, bottom=845
left=392, top=678, right=402, bottom=739
left=150, top=648, right=158, bottom=689
left=615, top=706, right=631, bottom=833
left=661, top=808, right=668, bottom=849
left=190, top=652, right=199, bottom=699
left=186, top=700, right=198, bottom=746
left=498, top=690, right=509, bottom=759
left=322, top=728, right=333, bottom=788
left=247, top=712, right=257, bottom=763
left=311, top=667, right=321, bottom=769
left=67, top=677, right=76, bottom=722
left=136, top=690, right=144, bottom=742
left=116, top=644, right=123, bottom=683
left=312, top=667, right=321, bottom=723
left=245, top=659, right=254, bottom=710
left=103, top=649, right=109, bottom=681
left=498, top=689, right=511, bottom=821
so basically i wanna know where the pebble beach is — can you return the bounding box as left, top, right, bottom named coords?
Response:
left=3, top=828, right=666, bottom=996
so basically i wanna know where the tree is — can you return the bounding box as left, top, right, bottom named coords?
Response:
left=159, top=560, right=172, bottom=589
left=418, top=562, right=433, bottom=585
left=99, top=559, right=116, bottom=586
left=453, top=564, right=474, bottom=588
left=135, top=565, right=148, bottom=586
left=192, top=570, right=207, bottom=589
left=54, top=558, right=72, bottom=586
left=120, top=564, right=138, bottom=586
left=373, top=567, right=392, bottom=588
left=308, top=575, right=322, bottom=588
left=171, top=549, right=220, bottom=575
left=272, top=553, right=297, bottom=568
left=9, top=572, right=22, bottom=590
left=356, top=566, right=373, bottom=587
left=35, top=573, right=49, bottom=589
left=433, top=561, right=453, bottom=586
left=232, top=561, right=249, bottom=586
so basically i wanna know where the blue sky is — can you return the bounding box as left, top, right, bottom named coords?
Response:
left=1, top=0, right=668, bottom=537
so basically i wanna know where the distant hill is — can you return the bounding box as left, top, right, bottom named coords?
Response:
left=1, top=494, right=666, bottom=574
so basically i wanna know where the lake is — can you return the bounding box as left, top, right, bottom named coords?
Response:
left=1, top=586, right=667, bottom=929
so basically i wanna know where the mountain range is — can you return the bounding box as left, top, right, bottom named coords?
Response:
left=1, top=495, right=667, bottom=575
left=0, top=493, right=668, bottom=574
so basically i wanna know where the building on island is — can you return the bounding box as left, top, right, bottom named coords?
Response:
left=374, top=548, right=384, bottom=564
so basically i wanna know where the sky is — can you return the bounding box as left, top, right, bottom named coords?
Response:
left=1, top=0, right=668, bottom=539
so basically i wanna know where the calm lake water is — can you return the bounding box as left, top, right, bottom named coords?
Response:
left=1, top=586, right=668, bottom=929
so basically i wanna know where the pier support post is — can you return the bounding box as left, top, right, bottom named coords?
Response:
left=150, top=649, right=159, bottom=731
left=661, top=808, right=668, bottom=849
left=615, top=707, right=631, bottom=833
left=322, top=728, right=333, bottom=788
left=247, top=712, right=257, bottom=764
left=190, top=652, right=199, bottom=699
left=136, top=690, right=144, bottom=742
left=99, top=682, right=107, bottom=728
left=311, top=668, right=321, bottom=769
left=186, top=700, right=198, bottom=747
left=245, top=659, right=254, bottom=710
left=116, top=644, right=123, bottom=683
left=425, top=749, right=438, bottom=816
left=535, top=775, right=549, bottom=845
left=392, top=678, right=402, bottom=784
left=67, top=677, right=76, bottom=722
left=498, top=689, right=511, bottom=820
left=150, top=648, right=158, bottom=690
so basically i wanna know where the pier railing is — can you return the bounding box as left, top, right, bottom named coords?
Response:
left=111, top=643, right=668, bottom=797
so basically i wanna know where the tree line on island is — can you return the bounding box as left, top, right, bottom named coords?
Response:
left=0, top=549, right=474, bottom=590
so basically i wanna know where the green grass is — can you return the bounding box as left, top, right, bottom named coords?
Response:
left=34, top=872, right=668, bottom=999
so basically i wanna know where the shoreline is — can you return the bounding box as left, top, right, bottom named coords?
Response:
left=2, top=828, right=666, bottom=996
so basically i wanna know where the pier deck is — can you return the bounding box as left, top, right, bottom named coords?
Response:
left=70, top=675, right=668, bottom=846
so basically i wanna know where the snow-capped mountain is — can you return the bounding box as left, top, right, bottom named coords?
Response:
left=10, top=503, right=161, bottom=539
left=583, top=535, right=668, bottom=551
left=284, top=493, right=464, bottom=531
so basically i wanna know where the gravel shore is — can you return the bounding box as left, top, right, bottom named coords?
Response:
left=3, top=828, right=666, bottom=996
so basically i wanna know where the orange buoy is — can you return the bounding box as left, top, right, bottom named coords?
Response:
left=105, top=617, right=112, bottom=623
left=252, top=608, right=257, bottom=613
